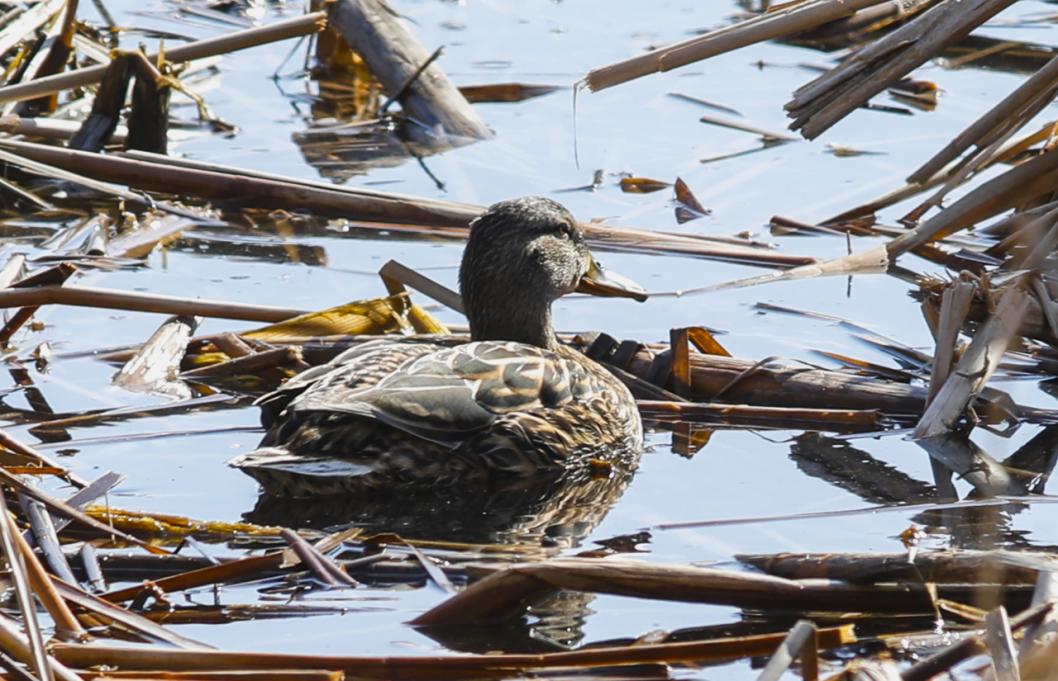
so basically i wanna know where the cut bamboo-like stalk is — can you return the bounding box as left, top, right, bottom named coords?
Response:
left=0, top=114, right=123, bottom=141
left=584, top=0, right=890, bottom=92
left=787, top=0, right=1016, bottom=139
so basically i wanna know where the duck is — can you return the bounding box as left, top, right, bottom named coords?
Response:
left=229, top=196, right=647, bottom=497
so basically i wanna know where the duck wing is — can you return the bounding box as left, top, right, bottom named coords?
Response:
left=256, top=339, right=442, bottom=429
left=288, top=341, right=595, bottom=445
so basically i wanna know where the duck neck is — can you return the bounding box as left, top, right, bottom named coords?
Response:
left=467, top=297, right=558, bottom=350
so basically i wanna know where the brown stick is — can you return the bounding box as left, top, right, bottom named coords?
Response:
left=0, top=284, right=306, bottom=322
left=51, top=626, right=856, bottom=677
left=638, top=400, right=886, bottom=431
left=0, top=138, right=480, bottom=226
left=924, top=274, right=976, bottom=406
left=413, top=558, right=1009, bottom=627
left=2, top=140, right=807, bottom=265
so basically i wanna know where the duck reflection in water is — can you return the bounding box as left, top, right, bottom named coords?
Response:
left=231, top=197, right=647, bottom=545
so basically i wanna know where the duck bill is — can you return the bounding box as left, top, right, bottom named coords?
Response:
left=576, top=256, right=648, bottom=302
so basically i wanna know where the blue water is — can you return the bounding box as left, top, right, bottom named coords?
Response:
left=4, top=1, right=1058, bottom=676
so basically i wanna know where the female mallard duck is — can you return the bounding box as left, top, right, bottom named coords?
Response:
left=230, top=196, right=646, bottom=496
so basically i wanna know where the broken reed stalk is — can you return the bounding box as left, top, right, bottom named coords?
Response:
left=412, top=558, right=1007, bottom=627
left=0, top=467, right=169, bottom=555
left=737, top=549, right=1056, bottom=585
left=887, top=148, right=1058, bottom=259
left=0, top=427, right=86, bottom=487
left=0, top=115, right=122, bottom=142
left=983, top=606, right=1020, bottom=681
left=923, top=273, right=976, bottom=406
left=637, top=400, right=886, bottom=431
left=50, top=626, right=856, bottom=677
left=0, top=11, right=328, bottom=105
left=908, top=54, right=1058, bottom=185
left=0, top=612, right=81, bottom=681
left=8, top=519, right=86, bottom=641
left=786, top=0, right=1017, bottom=139
left=379, top=259, right=464, bottom=314
left=0, top=138, right=481, bottom=226
left=21, top=498, right=78, bottom=584
left=327, top=0, right=490, bottom=141
left=584, top=0, right=892, bottom=92
left=0, top=0, right=66, bottom=63
left=180, top=346, right=307, bottom=380
left=0, top=284, right=307, bottom=322
left=757, top=620, right=818, bottom=681
left=0, top=490, right=54, bottom=681
left=913, top=279, right=1031, bottom=439
left=0, top=140, right=808, bottom=265
left=102, top=552, right=287, bottom=602
left=280, top=529, right=357, bottom=587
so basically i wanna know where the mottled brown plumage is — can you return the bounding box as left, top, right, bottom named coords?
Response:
left=230, top=197, right=645, bottom=496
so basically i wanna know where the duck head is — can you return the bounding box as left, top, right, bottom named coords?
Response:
left=459, top=196, right=646, bottom=349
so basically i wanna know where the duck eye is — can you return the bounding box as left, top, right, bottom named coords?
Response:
left=560, top=221, right=576, bottom=238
